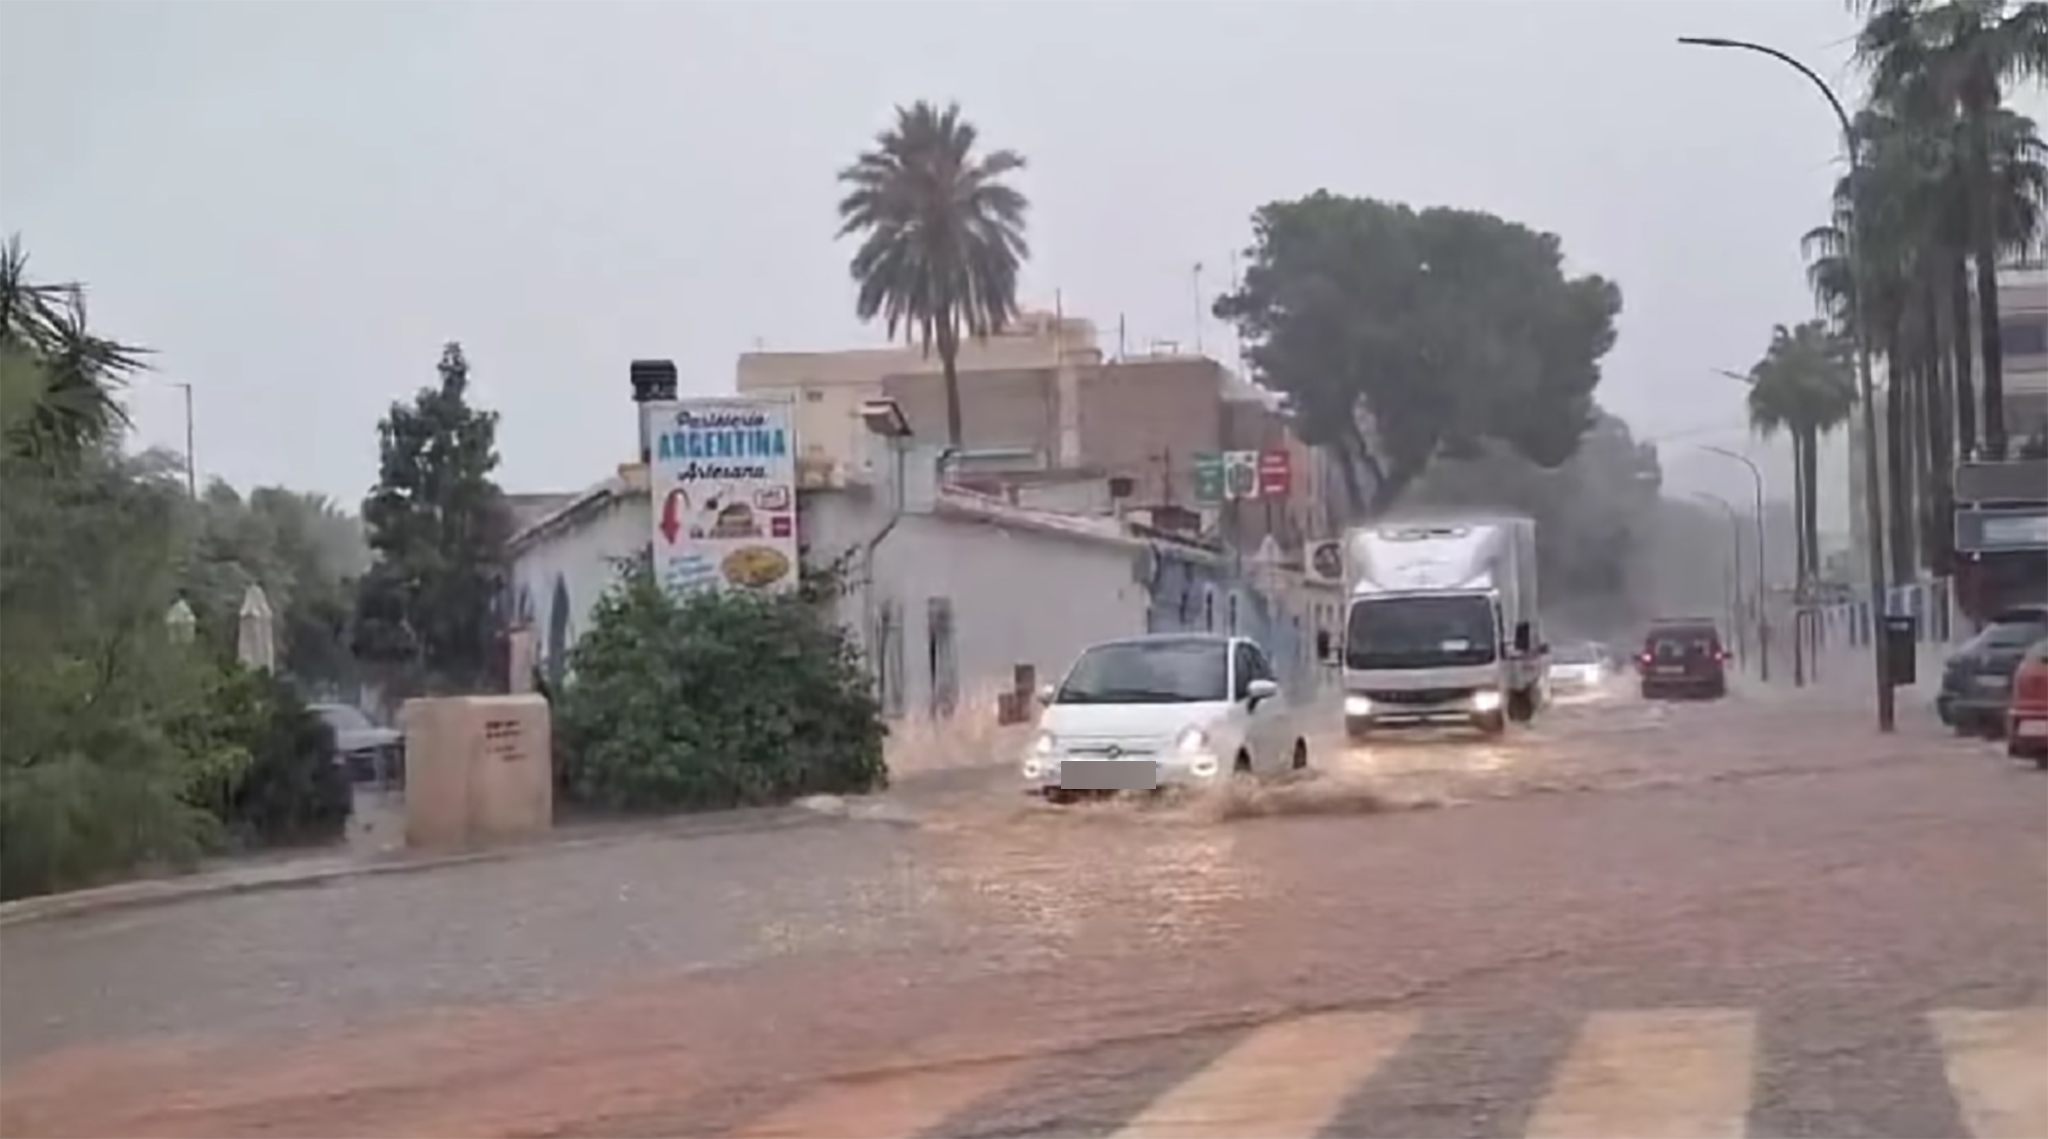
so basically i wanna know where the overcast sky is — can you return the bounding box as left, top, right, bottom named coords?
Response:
left=6, top=1, right=2038, bottom=525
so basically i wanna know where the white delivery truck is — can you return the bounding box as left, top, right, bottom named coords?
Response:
left=1334, top=515, right=1546, bottom=738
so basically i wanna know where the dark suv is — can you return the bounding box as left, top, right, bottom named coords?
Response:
left=1938, top=605, right=2048, bottom=738
left=1636, top=620, right=1729, bottom=700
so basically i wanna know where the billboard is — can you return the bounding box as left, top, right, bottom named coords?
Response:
left=643, top=396, right=799, bottom=596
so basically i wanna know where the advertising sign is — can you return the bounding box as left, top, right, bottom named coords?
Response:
left=1193, top=452, right=1224, bottom=504
left=644, top=397, right=799, bottom=596
left=1256, top=448, right=1293, bottom=498
left=1222, top=451, right=1259, bottom=500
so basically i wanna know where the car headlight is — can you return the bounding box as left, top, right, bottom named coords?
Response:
left=1343, top=694, right=1374, bottom=717
left=1175, top=726, right=1210, bottom=755
left=1471, top=688, right=1504, bottom=713
left=1033, top=731, right=1057, bottom=756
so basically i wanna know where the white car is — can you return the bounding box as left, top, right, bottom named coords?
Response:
left=1545, top=642, right=1610, bottom=692
left=1023, top=633, right=1309, bottom=803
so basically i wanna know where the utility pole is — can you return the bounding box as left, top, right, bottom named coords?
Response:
left=1680, top=35, right=1889, bottom=727
left=1191, top=262, right=1205, bottom=356
left=172, top=381, right=196, bottom=498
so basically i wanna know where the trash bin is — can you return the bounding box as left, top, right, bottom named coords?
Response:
left=1883, top=614, right=1917, bottom=687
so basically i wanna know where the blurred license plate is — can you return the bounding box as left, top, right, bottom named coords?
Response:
left=1656, top=666, right=1686, bottom=675
left=2018, top=719, right=2048, bottom=738
left=1975, top=675, right=2009, bottom=690
left=1060, top=761, right=1158, bottom=791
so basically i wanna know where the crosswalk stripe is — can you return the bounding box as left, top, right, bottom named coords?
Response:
left=1524, top=1009, right=1756, bottom=1139
left=1108, top=1011, right=1418, bottom=1139
left=1929, top=1009, right=2048, bottom=1139
left=725, top=1056, right=1033, bottom=1139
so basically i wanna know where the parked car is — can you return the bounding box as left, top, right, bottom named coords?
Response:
left=1547, top=642, right=1610, bottom=693
left=2004, top=639, right=2048, bottom=766
left=1023, top=633, right=1308, bottom=804
left=1635, top=619, right=1729, bottom=701
left=1936, top=606, right=2048, bottom=738
left=311, top=702, right=405, bottom=785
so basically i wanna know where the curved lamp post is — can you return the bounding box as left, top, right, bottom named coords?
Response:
left=1700, top=445, right=1772, bottom=682
left=1691, top=491, right=1749, bottom=665
left=1679, top=35, right=1892, bottom=730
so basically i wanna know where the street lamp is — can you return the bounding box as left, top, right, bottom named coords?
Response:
left=1700, top=444, right=1771, bottom=682
left=1691, top=491, right=1748, bottom=665
left=1713, top=366, right=1810, bottom=688
left=1678, top=35, right=1893, bottom=730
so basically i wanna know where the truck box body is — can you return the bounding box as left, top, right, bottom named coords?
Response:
left=1340, top=516, right=1545, bottom=732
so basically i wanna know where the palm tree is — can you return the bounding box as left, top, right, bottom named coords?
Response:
left=0, top=236, right=147, bottom=462
left=1744, top=321, right=1859, bottom=587
left=835, top=101, right=1030, bottom=451
left=1855, top=0, right=2048, bottom=459
left=1803, top=100, right=2045, bottom=576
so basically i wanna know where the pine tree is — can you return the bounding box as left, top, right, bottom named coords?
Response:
left=353, top=342, right=509, bottom=693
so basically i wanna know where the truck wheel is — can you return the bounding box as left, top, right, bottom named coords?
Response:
left=1507, top=689, right=1535, bottom=723
left=1344, top=717, right=1373, bottom=743
left=1476, top=712, right=1507, bottom=737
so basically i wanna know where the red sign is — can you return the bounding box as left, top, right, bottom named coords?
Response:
left=1257, top=449, right=1292, bottom=498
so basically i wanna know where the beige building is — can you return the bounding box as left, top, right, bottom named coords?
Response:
left=736, top=311, right=1337, bottom=551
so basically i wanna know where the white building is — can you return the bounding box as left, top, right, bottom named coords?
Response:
left=507, top=463, right=1339, bottom=723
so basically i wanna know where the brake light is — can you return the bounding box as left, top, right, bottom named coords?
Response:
left=2018, top=666, right=2048, bottom=702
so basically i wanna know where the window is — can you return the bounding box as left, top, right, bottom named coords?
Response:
left=1232, top=642, right=1258, bottom=699
left=875, top=600, right=905, bottom=718
left=2002, top=317, right=2048, bottom=359
left=1227, top=594, right=1239, bottom=634
left=1204, top=589, right=1215, bottom=631
left=927, top=597, right=958, bottom=719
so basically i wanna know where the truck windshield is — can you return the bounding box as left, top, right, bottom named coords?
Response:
left=1345, top=595, right=1499, bottom=670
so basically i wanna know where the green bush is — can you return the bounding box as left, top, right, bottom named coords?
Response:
left=555, top=558, right=887, bottom=812
left=0, top=444, right=235, bottom=899
left=207, top=668, right=353, bottom=848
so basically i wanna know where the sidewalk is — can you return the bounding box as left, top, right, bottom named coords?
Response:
left=0, top=790, right=932, bottom=929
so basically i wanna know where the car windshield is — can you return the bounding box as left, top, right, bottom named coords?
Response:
left=1345, top=594, right=1498, bottom=670
left=1553, top=643, right=1602, bottom=665
left=1982, top=618, right=2048, bottom=649
left=1056, top=640, right=1230, bottom=704
left=314, top=705, right=374, bottom=733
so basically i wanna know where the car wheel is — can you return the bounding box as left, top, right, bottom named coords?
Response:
left=1476, top=712, right=1507, bottom=737
left=1042, top=788, right=1077, bottom=806
left=1344, top=717, right=1373, bottom=743
left=1291, top=739, right=1309, bottom=770
left=1233, top=751, right=1254, bottom=779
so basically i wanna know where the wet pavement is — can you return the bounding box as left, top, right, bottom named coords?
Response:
left=3, top=680, right=2044, bottom=1137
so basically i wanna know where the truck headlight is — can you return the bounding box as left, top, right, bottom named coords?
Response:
left=1471, top=688, right=1504, bottom=713
left=1343, top=694, right=1374, bottom=717
left=1175, top=726, right=1210, bottom=755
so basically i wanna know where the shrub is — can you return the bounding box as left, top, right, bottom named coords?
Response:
left=555, top=558, right=887, bottom=812
left=218, top=670, right=353, bottom=848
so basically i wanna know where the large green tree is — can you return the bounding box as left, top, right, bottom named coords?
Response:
left=1742, top=321, right=1859, bottom=587
left=1855, top=0, right=2048, bottom=460
left=836, top=101, right=1031, bottom=450
left=353, top=342, right=510, bottom=694
left=1403, top=409, right=1662, bottom=627
left=1214, top=193, right=1623, bottom=517
left=182, top=482, right=369, bottom=691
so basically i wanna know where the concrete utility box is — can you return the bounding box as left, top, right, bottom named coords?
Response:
left=401, top=695, right=553, bottom=852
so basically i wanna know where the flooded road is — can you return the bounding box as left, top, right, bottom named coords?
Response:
left=4, top=683, right=2044, bottom=1137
